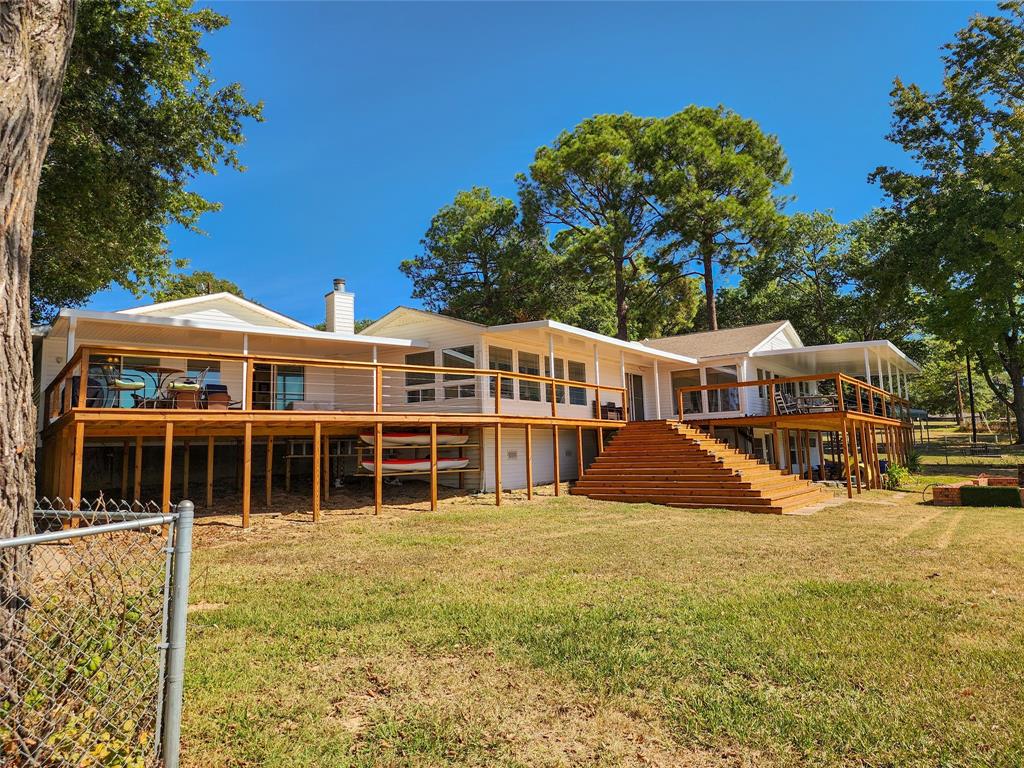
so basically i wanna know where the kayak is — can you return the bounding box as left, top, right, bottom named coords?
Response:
left=360, top=457, right=470, bottom=473
left=359, top=432, right=468, bottom=446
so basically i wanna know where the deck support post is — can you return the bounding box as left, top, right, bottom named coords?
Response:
left=429, top=423, right=438, bottom=512
left=849, top=423, right=862, bottom=493
left=596, top=426, right=604, bottom=455
left=71, top=422, right=85, bottom=511
left=840, top=421, right=853, bottom=498
left=121, top=440, right=129, bottom=500
left=162, top=423, right=174, bottom=515
left=576, top=426, right=584, bottom=482
left=817, top=431, right=826, bottom=481
left=781, top=429, right=790, bottom=473
left=242, top=422, right=252, bottom=528
left=322, top=433, right=330, bottom=502
left=552, top=425, right=560, bottom=496
left=772, top=426, right=781, bottom=470
left=134, top=435, right=143, bottom=503
left=182, top=440, right=190, bottom=499
left=494, top=423, right=503, bottom=506
left=266, top=436, right=274, bottom=507
left=312, top=423, right=322, bottom=522
left=373, top=422, right=383, bottom=515
left=525, top=424, right=533, bottom=500
left=206, top=436, right=215, bottom=509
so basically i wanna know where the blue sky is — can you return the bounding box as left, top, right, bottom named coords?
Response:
left=87, top=1, right=990, bottom=326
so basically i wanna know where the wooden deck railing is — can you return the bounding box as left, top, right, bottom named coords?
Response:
left=43, top=344, right=630, bottom=424
left=675, top=372, right=911, bottom=423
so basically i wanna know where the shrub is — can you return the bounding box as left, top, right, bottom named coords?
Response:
left=885, top=463, right=911, bottom=490
left=959, top=485, right=1023, bottom=507
left=905, top=450, right=923, bottom=473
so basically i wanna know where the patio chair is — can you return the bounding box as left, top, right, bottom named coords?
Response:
left=165, top=368, right=207, bottom=408
left=773, top=391, right=799, bottom=415
left=94, top=364, right=146, bottom=408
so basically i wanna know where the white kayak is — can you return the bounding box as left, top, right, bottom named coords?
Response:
left=361, top=457, right=470, bottom=473
left=359, top=431, right=469, bottom=446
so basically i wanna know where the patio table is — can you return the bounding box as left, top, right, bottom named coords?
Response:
left=131, top=364, right=184, bottom=407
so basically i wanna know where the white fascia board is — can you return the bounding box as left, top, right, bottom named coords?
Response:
left=485, top=319, right=698, bottom=365
left=751, top=339, right=921, bottom=372
left=55, top=308, right=427, bottom=349
left=117, top=291, right=311, bottom=331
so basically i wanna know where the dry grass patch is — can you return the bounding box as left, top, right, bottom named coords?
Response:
left=181, top=492, right=1024, bottom=767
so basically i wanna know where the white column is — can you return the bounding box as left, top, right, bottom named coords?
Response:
left=738, top=359, right=749, bottom=414
left=548, top=333, right=556, bottom=403
left=241, top=333, right=250, bottom=408
left=653, top=360, right=661, bottom=420
left=876, top=351, right=885, bottom=390
left=66, top=316, right=77, bottom=360
left=593, top=343, right=601, bottom=407
left=699, top=366, right=709, bottom=414
left=372, top=345, right=378, bottom=411
left=620, top=351, right=627, bottom=419
left=863, top=348, right=872, bottom=384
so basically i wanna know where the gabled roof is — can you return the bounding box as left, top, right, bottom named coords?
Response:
left=359, top=306, right=486, bottom=336
left=643, top=321, right=798, bottom=359
left=485, top=319, right=698, bottom=364
left=117, top=292, right=311, bottom=331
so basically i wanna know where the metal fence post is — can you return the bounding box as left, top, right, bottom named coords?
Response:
left=161, top=499, right=194, bottom=768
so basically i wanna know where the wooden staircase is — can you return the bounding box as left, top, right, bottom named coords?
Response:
left=571, top=420, right=833, bottom=514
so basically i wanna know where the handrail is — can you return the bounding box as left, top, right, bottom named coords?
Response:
left=675, top=371, right=910, bottom=421
left=48, top=343, right=629, bottom=423
left=79, top=344, right=625, bottom=395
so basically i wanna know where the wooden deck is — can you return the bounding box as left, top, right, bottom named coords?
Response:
left=39, top=345, right=914, bottom=525
left=39, top=344, right=631, bottom=525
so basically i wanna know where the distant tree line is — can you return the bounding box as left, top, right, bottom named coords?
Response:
left=404, top=2, right=1024, bottom=440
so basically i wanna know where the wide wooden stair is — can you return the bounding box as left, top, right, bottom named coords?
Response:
left=571, top=420, right=833, bottom=514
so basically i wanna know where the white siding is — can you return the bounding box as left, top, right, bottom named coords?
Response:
left=479, top=425, right=597, bottom=491
left=129, top=301, right=300, bottom=330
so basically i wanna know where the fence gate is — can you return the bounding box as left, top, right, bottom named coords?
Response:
left=1, top=498, right=194, bottom=768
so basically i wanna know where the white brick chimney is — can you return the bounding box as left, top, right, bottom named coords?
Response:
left=324, top=278, right=355, bottom=334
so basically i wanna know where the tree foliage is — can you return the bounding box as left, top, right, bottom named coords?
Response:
left=644, top=106, right=790, bottom=330
left=872, top=1, right=1024, bottom=440
left=150, top=270, right=247, bottom=303
left=520, top=114, right=661, bottom=340
left=31, top=0, right=262, bottom=323
left=715, top=210, right=922, bottom=356
left=400, top=187, right=565, bottom=326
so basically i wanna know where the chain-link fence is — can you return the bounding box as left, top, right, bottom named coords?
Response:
left=1, top=497, right=194, bottom=768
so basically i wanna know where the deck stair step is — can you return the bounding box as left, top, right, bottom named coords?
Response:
left=576, top=420, right=831, bottom=515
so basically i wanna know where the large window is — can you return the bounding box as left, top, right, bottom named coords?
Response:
left=707, top=365, right=739, bottom=412
left=442, top=345, right=476, bottom=399
left=275, top=366, right=304, bottom=410
left=488, top=346, right=513, bottom=399
left=544, top=357, right=565, bottom=404
left=405, top=351, right=436, bottom=403
left=253, top=363, right=304, bottom=410
left=568, top=360, right=587, bottom=406
left=671, top=370, right=702, bottom=414
left=518, top=352, right=541, bottom=401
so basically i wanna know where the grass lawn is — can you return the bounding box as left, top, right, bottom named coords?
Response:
left=182, top=490, right=1024, bottom=767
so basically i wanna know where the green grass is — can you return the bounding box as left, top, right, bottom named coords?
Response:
left=182, top=493, right=1024, bottom=767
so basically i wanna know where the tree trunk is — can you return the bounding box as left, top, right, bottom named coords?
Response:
left=1007, top=358, right=1024, bottom=446
left=614, top=256, right=628, bottom=340
left=701, top=240, right=717, bottom=331
left=953, top=369, right=965, bottom=427
left=0, top=0, right=76, bottom=703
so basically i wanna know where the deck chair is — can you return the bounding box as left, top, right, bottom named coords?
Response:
left=96, top=364, right=146, bottom=408
left=774, top=390, right=799, bottom=415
